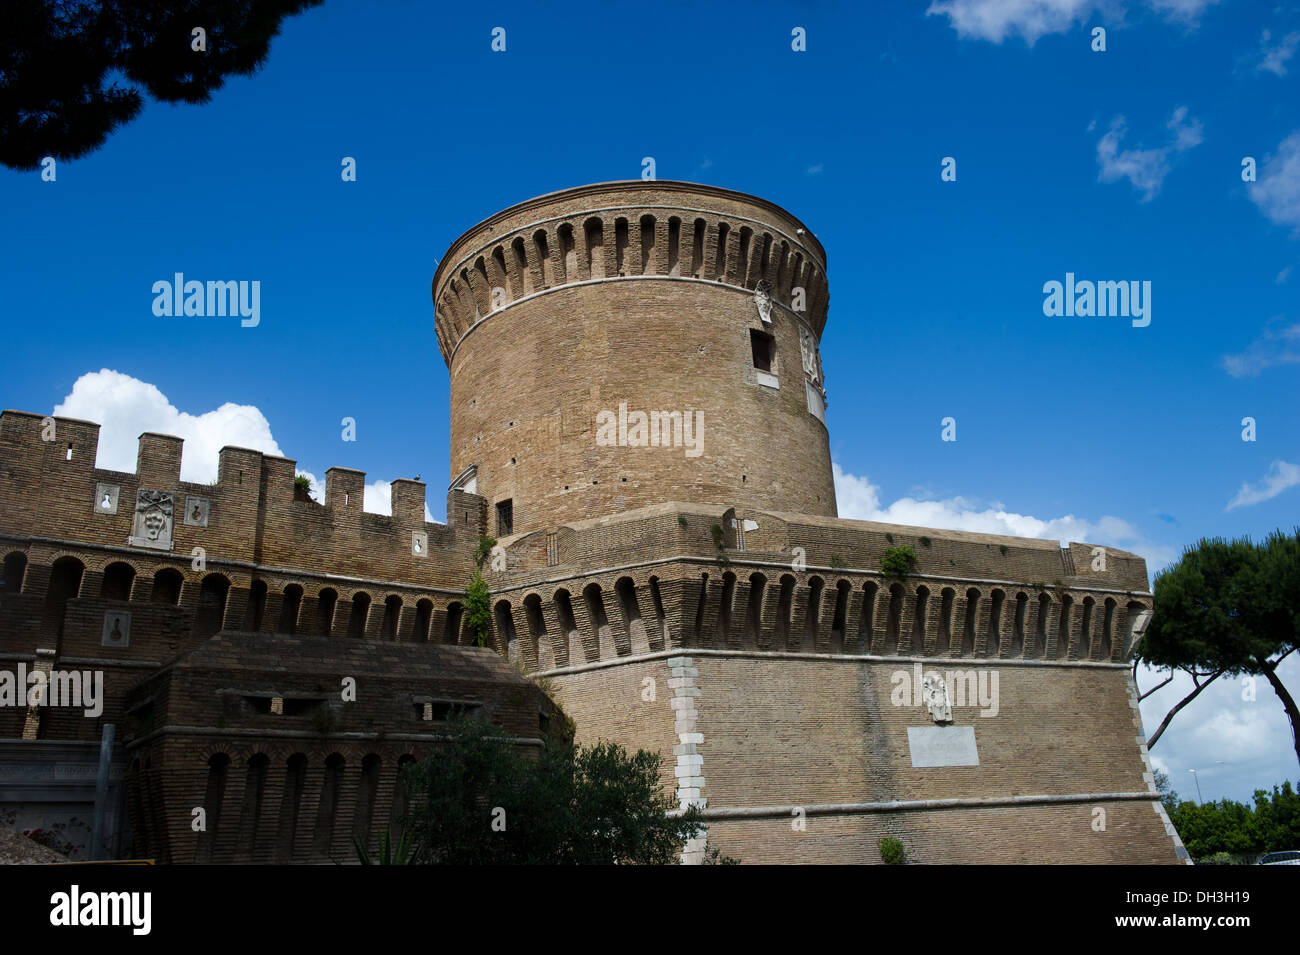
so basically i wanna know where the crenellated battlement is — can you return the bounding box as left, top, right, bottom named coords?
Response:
left=0, top=409, right=485, bottom=592
left=432, top=181, right=831, bottom=366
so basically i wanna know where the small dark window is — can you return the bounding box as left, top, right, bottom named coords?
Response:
left=750, top=329, right=775, bottom=373
left=496, top=499, right=513, bottom=536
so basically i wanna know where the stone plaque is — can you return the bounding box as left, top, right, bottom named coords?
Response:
left=907, top=725, right=979, bottom=768
left=102, top=610, right=131, bottom=649
left=183, top=495, right=210, bottom=527
left=128, top=489, right=174, bottom=550
left=94, top=483, right=120, bottom=515
left=411, top=530, right=428, bottom=557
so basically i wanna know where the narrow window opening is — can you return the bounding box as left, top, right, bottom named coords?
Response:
left=496, top=499, right=513, bottom=536
left=750, top=329, right=775, bottom=373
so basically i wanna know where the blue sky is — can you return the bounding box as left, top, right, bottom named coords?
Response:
left=1, top=0, right=1297, bottom=804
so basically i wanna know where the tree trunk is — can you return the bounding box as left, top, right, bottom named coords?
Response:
left=1258, top=656, right=1300, bottom=771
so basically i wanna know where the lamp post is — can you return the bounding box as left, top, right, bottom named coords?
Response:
left=1188, top=769, right=1203, bottom=803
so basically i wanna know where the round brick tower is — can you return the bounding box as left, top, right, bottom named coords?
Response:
left=432, top=181, right=835, bottom=537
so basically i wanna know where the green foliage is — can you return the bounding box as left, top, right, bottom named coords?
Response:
left=878, top=837, right=909, bottom=864
left=1, top=0, right=325, bottom=170
left=677, top=514, right=689, bottom=527
left=293, top=474, right=312, bottom=492
left=354, top=826, right=420, bottom=865
left=1154, top=769, right=1179, bottom=815
left=400, top=716, right=713, bottom=864
left=464, top=570, right=492, bottom=647
left=830, top=555, right=846, bottom=569
left=1166, top=780, right=1300, bottom=861
left=1141, top=530, right=1300, bottom=676
left=700, top=841, right=740, bottom=865
left=474, top=535, right=497, bottom=570
left=710, top=523, right=730, bottom=566
left=885, top=533, right=894, bottom=544
left=880, top=545, right=917, bottom=578
left=919, top=536, right=931, bottom=548
left=999, top=544, right=1008, bottom=556
left=1140, top=529, right=1300, bottom=766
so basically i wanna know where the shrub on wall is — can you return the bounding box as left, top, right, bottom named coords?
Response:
left=464, top=571, right=492, bottom=647
left=880, top=545, right=917, bottom=578
left=879, top=837, right=909, bottom=864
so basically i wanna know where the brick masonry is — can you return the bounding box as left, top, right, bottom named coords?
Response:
left=0, top=181, right=1182, bottom=864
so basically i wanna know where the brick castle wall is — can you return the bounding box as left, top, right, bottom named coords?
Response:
left=435, top=182, right=835, bottom=535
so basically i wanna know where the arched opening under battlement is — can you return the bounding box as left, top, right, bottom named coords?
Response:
left=348, top=592, right=371, bottom=639
left=279, top=584, right=303, bottom=635
left=960, top=588, right=980, bottom=656
left=381, top=595, right=402, bottom=642
left=317, top=588, right=338, bottom=637
left=911, top=585, right=930, bottom=655
left=195, top=573, right=231, bottom=639
left=985, top=589, right=1005, bottom=657
left=101, top=561, right=135, bottom=601
left=884, top=582, right=904, bottom=655
left=1079, top=597, right=1096, bottom=660
left=444, top=600, right=464, bottom=645
left=1, top=552, right=27, bottom=595
left=860, top=580, right=880, bottom=648
left=151, top=567, right=183, bottom=606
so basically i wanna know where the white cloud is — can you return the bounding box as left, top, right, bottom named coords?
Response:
left=54, top=369, right=283, bottom=483
left=925, top=0, right=1215, bottom=45
left=1225, top=460, right=1300, bottom=510
left=1220, top=318, right=1300, bottom=377
left=806, top=163, right=824, bottom=175
left=832, top=462, right=1175, bottom=569
left=53, top=369, right=435, bottom=521
left=1145, top=0, right=1219, bottom=25
left=1095, top=106, right=1202, bottom=202
left=926, top=0, right=1097, bottom=45
left=1248, top=131, right=1300, bottom=234
left=357, top=477, right=437, bottom=523
left=1258, top=29, right=1300, bottom=76
left=1277, top=265, right=1293, bottom=285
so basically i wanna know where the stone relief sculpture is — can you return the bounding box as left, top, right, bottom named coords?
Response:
left=754, top=280, right=773, bottom=324
left=799, top=327, right=824, bottom=389
left=129, top=489, right=174, bottom=550
left=921, top=673, right=953, bottom=724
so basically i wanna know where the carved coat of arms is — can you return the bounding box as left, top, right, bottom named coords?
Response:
left=754, top=280, right=773, bottom=325
left=129, top=489, right=174, bottom=550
